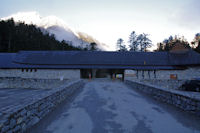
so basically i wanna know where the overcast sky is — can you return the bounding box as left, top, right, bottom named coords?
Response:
left=0, top=0, right=199, bottom=50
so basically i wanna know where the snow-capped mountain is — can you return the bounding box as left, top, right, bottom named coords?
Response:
left=1, top=11, right=107, bottom=50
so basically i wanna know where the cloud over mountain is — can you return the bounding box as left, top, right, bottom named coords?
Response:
left=1, top=11, right=108, bottom=50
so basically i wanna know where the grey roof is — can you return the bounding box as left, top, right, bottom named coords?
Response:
left=168, top=50, right=200, bottom=65
left=14, top=51, right=169, bottom=65
left=0, top=50, right=200, bottom=70
left=0, top=53, right=19, bottom=68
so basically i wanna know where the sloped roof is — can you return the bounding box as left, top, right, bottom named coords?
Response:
left=0, top=50, right=200, bottom=70
left=0, top=53, right=19, bottom=68
left=14, top=51, right=170, bottom=66
left=168, top=50, right=200, bottom=65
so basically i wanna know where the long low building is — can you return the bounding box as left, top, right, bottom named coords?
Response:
left=0, top=48, right=200, bottom=80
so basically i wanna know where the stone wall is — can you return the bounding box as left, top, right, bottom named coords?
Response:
left=157, top=67, right=200, bottom=80
left=125, top=80, right=200, bottom=117
left=0, top=78, right=71, bottom=89
left=0, top=69, right=80, bottom=80
left=125, top=67, right=200, bottom=80
left=136, top=79, right=186, bottom=90
left=0, top=80, right=85, bottom=133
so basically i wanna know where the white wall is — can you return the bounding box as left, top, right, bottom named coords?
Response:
left=1, top=67, right=200, bottom=80
left=0, top=69, right=80, bottom=79
left=157, top=67, right=200, bottom=80
left=125, top=67, right=200, bottom=80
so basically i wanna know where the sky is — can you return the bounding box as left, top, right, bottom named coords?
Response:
left=0, top=0, right=200, bottom=50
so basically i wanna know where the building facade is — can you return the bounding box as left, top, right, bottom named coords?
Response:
left=0, top=48, right=200, bottom=80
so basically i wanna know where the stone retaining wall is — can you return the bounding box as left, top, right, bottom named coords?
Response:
left=0, top=80, right=85, bottom=133
left=138, top=79, right=186, bottom=90
left=125, top=80, right=200, bottom=117
left=0, top=69, right=80, bottom=80
left=125, top=67, right=200, bottom=80
left=0, top=77, right=70, bottom=89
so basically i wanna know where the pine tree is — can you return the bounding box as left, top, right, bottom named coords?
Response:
left=142, top=33, right=152, bottom=52
left=193, top=33, right=200, bottom=53
left=128, top=31, right=139, bottom=51
left=157, top=35, right=190, bottom=52
left=89, top=42, right=98, bottom=51
left=157, top=43, right=164, bottom=51
left=0, top=19, right=83, bottom=52
left=116, top=38, right=127, bottom=51
left=137, top=33, right=152, bottom=52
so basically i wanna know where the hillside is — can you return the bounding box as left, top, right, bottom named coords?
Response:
left=0, top=19, right=82, bottom=52
left=1, top=12, right=108, bottom=50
